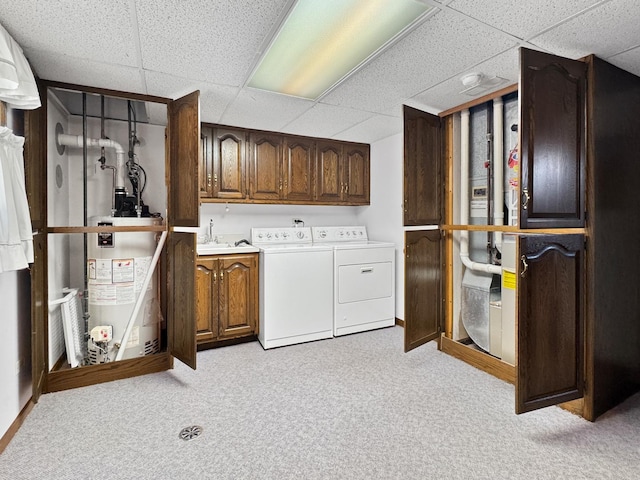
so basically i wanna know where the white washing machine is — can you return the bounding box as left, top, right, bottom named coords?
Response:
left=312, top=226, right=395, bottom=336
left=251, top=227, right=334, bottom=349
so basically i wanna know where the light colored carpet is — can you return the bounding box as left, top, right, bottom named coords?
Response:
left=1, top=326, right=638, bottom=479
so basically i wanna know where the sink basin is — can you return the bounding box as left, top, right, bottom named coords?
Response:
left=197, top=242, right=259, bottom=256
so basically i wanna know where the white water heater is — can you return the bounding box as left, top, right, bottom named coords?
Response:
left=87, top=216, right=162, bottom=363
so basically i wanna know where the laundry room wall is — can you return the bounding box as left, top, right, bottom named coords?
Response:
left=357, top=133, right=405, bottom=320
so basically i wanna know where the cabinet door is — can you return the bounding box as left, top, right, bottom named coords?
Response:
left=283, top=136, right=315, bottom=201
left=195, top=258, right=218, bottom=342
left=316, top=140, right=344, bottom=202
left=213, top=127, right=246, bottom=199
left=403, top=105, right=442, bottom=226
left=404, top=229, right=443, bottom=352
left=519, top=48, right=587, bottom=229
left=218, top=254, right=257, bottom=339
left=168, top=232, right=197, bottom=369
left=344, top=143, right=370, bottom=204
left=168, top=91, right=200, bottom=227
left=517, top=234, right=584, bottom=414
left=199, top=126, right=213, bottom=197
left=249, top=132, right=282, bottom=200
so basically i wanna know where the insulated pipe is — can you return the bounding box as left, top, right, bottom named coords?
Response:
left=493, top=98, right=504, bottom=250
left=57, top=133, right=127, bottom=190
left=460, top=109, right=502, bottom=275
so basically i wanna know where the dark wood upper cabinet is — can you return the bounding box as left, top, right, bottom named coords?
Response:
left=249, top=132, right=283, bottom=200
left=199, top=126, right=213, bottom=197
left=316, top=140, right=344, bottom=202
left=404, top=229, right=442, bottom=352
left=344, top=143, right=370, bottom=204
left=520, top=48, right=587, bottom=229
left=403, top=105, right=443, bottom=226
left=168, top=90, right=200, bottom=228
left=516, top=234, right=584, bottom=413
left=283, top=136, right=315, bottom=202
left=213, top=127, right=246, bottom=199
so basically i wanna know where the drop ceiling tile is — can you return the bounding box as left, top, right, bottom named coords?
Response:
left=333, top=114, right=402, bottom=144
left=219, top=88, right=314, bottom=132
left=447, top=0, right=603, bottom=40
left=409, top=47, right=520, bottom=113
left=0, top=1, right=139, bottom=67
left=608, top=46, right=640, bottom=78
left=529, top=0, right=640, bottom=59
left=281, top=103, right=373, bottom=139
left=321, top=10, right=517, bottom=115
left=23, top=49, right=146, bottom=94
left=144, top=71, right=239, bottom=124
left=134, top=0, right=291, bottom=86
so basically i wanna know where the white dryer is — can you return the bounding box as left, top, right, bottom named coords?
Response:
left=312, top=226, right=396, bottom=336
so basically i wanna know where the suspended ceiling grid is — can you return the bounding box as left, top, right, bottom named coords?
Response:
left=0, top=0, right=638, bottom=143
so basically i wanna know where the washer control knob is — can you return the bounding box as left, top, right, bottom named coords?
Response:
left=296, top=230, right=305, bottom=239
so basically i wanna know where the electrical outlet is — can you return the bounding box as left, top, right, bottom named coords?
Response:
left=292, top=218, right=304, bottom=227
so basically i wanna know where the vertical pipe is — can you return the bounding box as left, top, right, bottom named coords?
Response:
left=493, top=97, right=504, bottom=250
left=486, top=103, right=493, bottom=252
left=82, top=93, right=90, bottom=334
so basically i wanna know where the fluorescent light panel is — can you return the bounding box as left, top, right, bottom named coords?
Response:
left=248, top=0, right=431, bottom=99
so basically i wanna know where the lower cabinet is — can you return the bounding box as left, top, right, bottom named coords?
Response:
left=195, top=253, right=258, bottom=348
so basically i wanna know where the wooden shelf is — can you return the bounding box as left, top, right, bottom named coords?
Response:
left=47, top=225, right=166, bottom=234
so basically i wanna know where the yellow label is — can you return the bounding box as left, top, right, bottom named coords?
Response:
left=503, top=270, right=516, bottom=290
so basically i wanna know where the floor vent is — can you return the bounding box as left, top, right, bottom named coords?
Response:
left=179, top=425, right=203, bottom=441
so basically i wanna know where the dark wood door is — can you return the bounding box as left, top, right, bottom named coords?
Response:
left=199, top=126, right=213, bottom=197
left=519, top=48, right=587, bottom=229
left=404, top=229, right=443, bottom=352
left=24, top=104, right=47, bottom=401
left=517, top=234, right=584, bottom=413
left=403, top=105, right=442, bottom=226
left=168, top=91, right=200, bottom=227
left=168, top=232, right=197, bottom=369
left=316, top=141, right=343, bottom=202
left=344, top=143, right=370, bottom=204
left=249, top=132, right=282, bottom=200
left=213, top=127, right=246, bottom=199
left=195, top=258, right=218, bottom=343
left=283, top=136, right=315, bottom=201
left=218, top=254, right=257, bottom=339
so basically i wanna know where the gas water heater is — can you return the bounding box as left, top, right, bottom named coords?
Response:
left=87, top=216, right=162, bottom=363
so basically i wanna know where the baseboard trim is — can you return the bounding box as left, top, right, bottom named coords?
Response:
left=440, top=334, right=515, bottom=384
left=0, top=398, right=34, bottom=454
left=395, top=317, right=405, bottom=327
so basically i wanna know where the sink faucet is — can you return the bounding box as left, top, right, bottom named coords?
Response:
left=208, top=219, right=216, bottom=243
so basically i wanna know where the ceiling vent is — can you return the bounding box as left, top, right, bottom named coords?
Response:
left=459, top=72, right=508, bottom=96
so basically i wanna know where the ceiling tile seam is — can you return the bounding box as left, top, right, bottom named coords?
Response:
left=128, top=0, right=148, bottom=93
left=431, top=2, right=531, bottom=43
left=606, top=43, right=640, bottom=61
left=331, top=112, right=399, bottom=140
left=524, top=0, right=614, bottom=43
left=314, top=7, right=442, bottom=104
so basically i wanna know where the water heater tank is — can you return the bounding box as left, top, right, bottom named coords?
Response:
left=87, top=216, right=162, bottom=363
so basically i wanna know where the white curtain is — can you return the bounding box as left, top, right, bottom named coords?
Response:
left=0, top=22, right=40, bottom=109
left=0, top=126, right=33, bottom=272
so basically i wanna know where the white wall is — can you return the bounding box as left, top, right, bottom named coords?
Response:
left=357, top=133, right=405, bottom=319
left=200, top=203, right=360, bottom=239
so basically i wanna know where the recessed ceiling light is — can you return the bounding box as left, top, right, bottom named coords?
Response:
left=248, top=0, right=432, bottom=100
